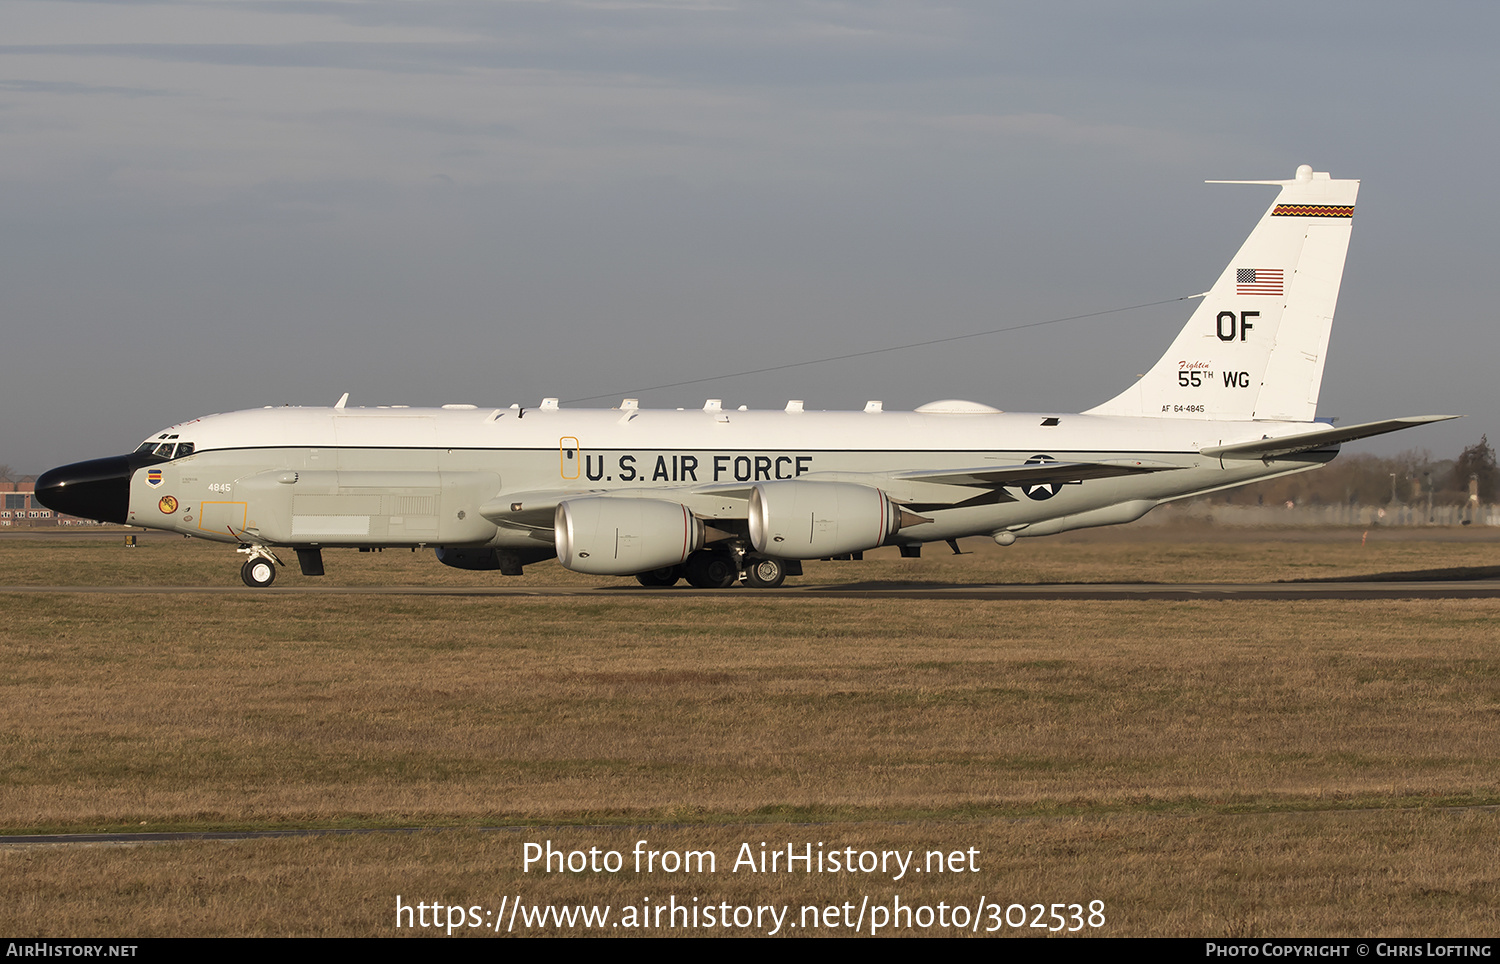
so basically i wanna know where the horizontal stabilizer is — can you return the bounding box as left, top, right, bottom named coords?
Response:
left=897, top=459, right=1181, bottom=488
left=1200, top=416, right=1459, bottom=460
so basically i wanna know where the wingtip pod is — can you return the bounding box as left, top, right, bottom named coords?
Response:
left=1086, top=165, right=1358, bottom=422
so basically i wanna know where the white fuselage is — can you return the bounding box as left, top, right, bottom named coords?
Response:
left=124, top=403, right=1332, bottom=550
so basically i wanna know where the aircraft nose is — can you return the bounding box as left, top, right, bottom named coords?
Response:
left=34, top=455, right=141, bottom=525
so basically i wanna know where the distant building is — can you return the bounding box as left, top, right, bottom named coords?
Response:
left=0, top=476, right=102, bottom=526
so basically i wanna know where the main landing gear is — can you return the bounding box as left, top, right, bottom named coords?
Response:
left=741, top=555, right=787, bottom=589
left=685, top=549, right=739, bottom=589
left=633, top=550, right=792, bottom=590
left=635, top=566, right=682, bottom=588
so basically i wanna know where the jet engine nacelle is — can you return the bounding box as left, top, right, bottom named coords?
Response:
left=748, top=481, right=902, bottom=559
left=555, top=498, right=705, bottom=575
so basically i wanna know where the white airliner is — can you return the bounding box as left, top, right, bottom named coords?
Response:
left=37, top=165, right=1451, bottom=588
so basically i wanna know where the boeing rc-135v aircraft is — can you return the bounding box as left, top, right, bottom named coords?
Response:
left=38, top=166, right=1452, bottom=588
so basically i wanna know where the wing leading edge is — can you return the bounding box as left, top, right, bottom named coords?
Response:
left=893, top=459, right=1183, bottom=488
left=479, top=459, right=1186, bottom=531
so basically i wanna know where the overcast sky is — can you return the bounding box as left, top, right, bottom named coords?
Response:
left=3, top=1, right=1495, bottom=472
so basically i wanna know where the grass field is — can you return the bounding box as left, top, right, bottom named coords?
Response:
left=1, top=526, right=1497, bottom=936
left=5, top=520, right=1499, bottom=587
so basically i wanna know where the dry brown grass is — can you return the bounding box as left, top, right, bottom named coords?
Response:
left=4, top=593, right=1497, bottom=826
left=2, top=529, right=1498, bottom=936
left=2, top=522, right=1497, bottom=588
left=5, top=813, right=1497, bottom=937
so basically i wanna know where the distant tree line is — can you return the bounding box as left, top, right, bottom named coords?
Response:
left=1220, top=436, right=1498, bottom=507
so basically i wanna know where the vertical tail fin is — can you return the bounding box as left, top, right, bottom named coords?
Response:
left=1084, top=165, right=1358, bottom=422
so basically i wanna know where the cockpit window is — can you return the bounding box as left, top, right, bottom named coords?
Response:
left=136, top=441, right=194, bottom=459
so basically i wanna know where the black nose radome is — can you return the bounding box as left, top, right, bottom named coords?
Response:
left=35, top=453, right=162, bottom=525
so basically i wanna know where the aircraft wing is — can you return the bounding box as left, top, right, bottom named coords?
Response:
left=1200, top=416, right=1459, bottom=461
left=479, top=485, right=755, bottom=528
left=893, top=459, right=1183, bottom=488
left=478, top=489, right=596, bottom=529
left=480, top=461, right=1184, bottom=528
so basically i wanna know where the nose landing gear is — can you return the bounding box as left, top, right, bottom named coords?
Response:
left=237, top=545, right=283, bottom=587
